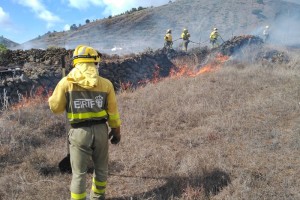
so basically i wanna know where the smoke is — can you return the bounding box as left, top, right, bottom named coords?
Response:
left=249, top=9, right=300, bottom=47
left=283, top=0, right=300, bottom=4
left=270, top=13, right=300, bottom=46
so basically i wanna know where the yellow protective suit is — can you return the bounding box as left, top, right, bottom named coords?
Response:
left=49, top=62, right=121, bottom=200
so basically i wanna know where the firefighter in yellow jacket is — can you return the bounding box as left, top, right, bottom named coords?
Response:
left=164, top=29, right=173, bottom=49
left=181, top=28, right=191, bottom=51
left=49, top=45, right=121, bottom=200
left=210, top=28, right=220, bottom=48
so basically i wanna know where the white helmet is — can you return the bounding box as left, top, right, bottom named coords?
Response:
left=265, top=25, right=269, bottom=29
left=166, top=29, right=171, bottom=34
left=213, top=28, right=218, bottom=31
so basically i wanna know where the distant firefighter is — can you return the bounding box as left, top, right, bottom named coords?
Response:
left=263, top=25, right=270, bottom=42
left=210, top=28, right=220, bottom=48
left=180, top=28, right=191, bottom=51
left=164, top=29, right=173, bottom=49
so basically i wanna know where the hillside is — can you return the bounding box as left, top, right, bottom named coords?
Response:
left=0, top=36, right=19, bottom=48
left=13, top=0, right=300, bottom=53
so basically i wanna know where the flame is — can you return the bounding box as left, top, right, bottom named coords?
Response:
left=170, top=53, right=229, bottom=78
left=11, top=86, right=52, bottom=111
left=120, top=54, right=229, bottom=92
left=120, top=82, right=133, bottom=91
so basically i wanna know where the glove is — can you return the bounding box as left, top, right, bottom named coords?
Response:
left=108, top=127, right=121, bottom=144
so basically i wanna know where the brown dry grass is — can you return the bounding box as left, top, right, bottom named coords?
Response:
left=0, top=50, right=300, bottom=199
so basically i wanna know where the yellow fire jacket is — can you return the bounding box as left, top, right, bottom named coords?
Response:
left=210, top=31, right=219, bottom=40
left=164, top=33, right=173, bottom=42
left=181, top=32, right=190, bottom=40
left=48, top=62, right=121, bottom=128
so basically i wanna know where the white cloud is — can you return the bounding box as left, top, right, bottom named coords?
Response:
left=0, top=7, right=11, bottom=27
left=16, top=0, right=61, bottom=26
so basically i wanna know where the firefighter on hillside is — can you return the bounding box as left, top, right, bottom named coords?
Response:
left=210, top=28, right=220, bottom=48
left=181, top=28, right=191, bottom=51
left=164, top=29, right=173, bottom=49
left=263, top=25, right=270, bottom=42
left=49, top=45, right=121, bottom=200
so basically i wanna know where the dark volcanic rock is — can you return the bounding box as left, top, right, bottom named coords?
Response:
left=0, top=47, right=177, bottom=107
left=219, top=35, right=264, bottom=56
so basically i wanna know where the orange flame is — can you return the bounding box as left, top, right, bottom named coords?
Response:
left=120, top=54, right=229, bottom=92
left=170, top=53, right=229, bottom=78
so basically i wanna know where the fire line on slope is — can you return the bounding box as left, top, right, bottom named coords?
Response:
left=170, top=53, right=229, bottom=78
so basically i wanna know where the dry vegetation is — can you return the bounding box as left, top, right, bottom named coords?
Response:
left=0, top=48, right=300, bottom=199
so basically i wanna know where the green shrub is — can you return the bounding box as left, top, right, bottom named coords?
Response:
left=0, top=44, right=7, bottom=53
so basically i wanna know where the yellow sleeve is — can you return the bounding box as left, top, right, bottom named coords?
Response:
left=106, top=81, right=121, bottom=128
left=48, top=78, right=68, bottom=114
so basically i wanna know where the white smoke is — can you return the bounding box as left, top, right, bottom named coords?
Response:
left=270, top=14, right=300, bottom=46
left=250, top=8, right=300, bottom=47
left=283, top=0, right=300, bottom=4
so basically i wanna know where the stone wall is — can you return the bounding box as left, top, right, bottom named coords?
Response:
left=0, top=48, right=176, bottom=108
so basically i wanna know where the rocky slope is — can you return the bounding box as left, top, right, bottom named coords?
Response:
left=0, top=36, right=19, bottom=48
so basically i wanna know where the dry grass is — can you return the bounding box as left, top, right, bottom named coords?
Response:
left=0, top=50, right=300, bottom=199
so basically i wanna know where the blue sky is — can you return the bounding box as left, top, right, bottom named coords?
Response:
left=0, top=0, right=169, bottom=44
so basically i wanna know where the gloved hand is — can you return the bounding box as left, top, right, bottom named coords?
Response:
left=108, top=127, right=121, bottom=144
